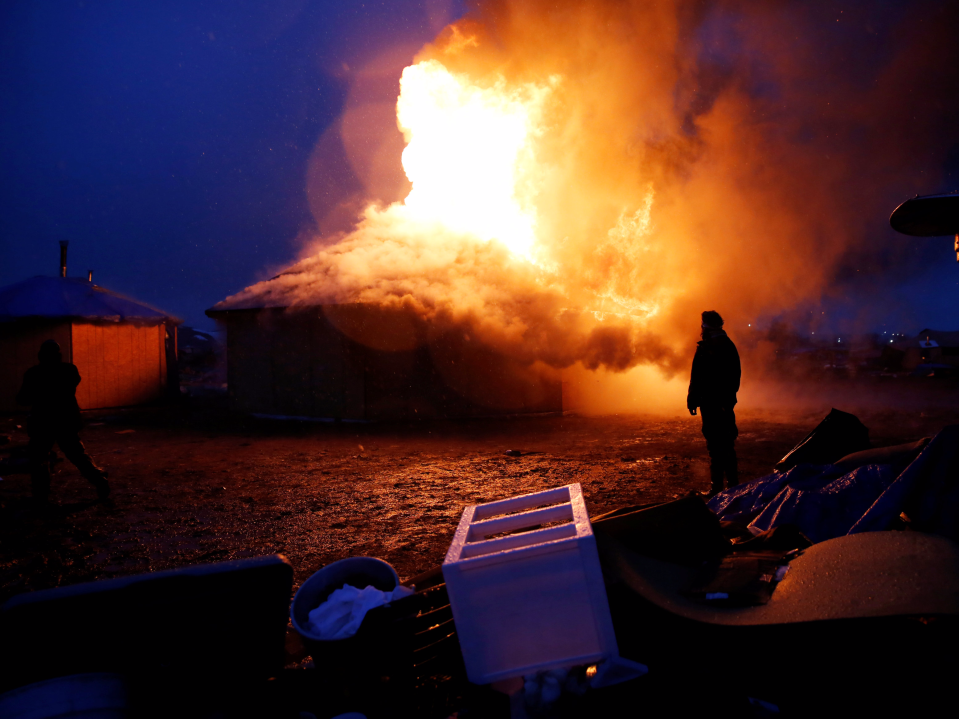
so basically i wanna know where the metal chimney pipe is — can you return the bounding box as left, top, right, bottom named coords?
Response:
left=59, top=241, right=68, bottom=278
left=88, top=270, right=93, bottom=282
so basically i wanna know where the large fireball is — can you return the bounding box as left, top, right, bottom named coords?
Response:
left=397, top=60, right=555, bottom=261
left=221, top=0, right=953, bottom=395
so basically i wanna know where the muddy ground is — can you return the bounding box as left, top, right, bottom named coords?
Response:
left=3, top=392, right=958, bottom=608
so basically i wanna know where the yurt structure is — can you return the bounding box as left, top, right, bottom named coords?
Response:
left=0, top=267, right=180, bottom=412
left=206, top=300, right=563, bottom=421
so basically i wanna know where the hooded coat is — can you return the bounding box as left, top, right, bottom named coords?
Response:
left=16, top=344, right=83, bottom=430
left=687, top=330, right=741, bottom=409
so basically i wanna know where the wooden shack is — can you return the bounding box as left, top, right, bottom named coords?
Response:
left=206, top=303, right=563, bottom=420
left=0, top=276, right=179, bottom=412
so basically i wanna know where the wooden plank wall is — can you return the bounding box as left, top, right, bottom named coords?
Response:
left=72, top=323, right=166, bottom=409
left=225, top=309, right=365, bottom=419
left=272, top=316, right=317, bottom=418
left=221, top=306, right=565, bottom=420
left=0, top=322, right=73, bottom=413
left=310, top=311, right=365, bottom=419
left=226, top=313, right=274, bottom=414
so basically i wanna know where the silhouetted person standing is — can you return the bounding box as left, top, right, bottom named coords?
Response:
left=16, top=340, right=110, bottom=504
left=687, top=311, right=741, bottom=495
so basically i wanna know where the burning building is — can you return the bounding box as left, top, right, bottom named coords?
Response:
left=0, top=247, right=179, bottom=412
left=211, top=1, right=959, bottom=416
left=205, top=298, right=562, bottom=421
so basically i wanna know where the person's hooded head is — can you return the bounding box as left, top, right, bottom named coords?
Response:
left=701, top=311, right=725, bottom=339
left=38, top=339, right=62, bottom=365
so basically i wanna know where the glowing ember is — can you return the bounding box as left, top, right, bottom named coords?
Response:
left=396, top=60, right=555, bottom=261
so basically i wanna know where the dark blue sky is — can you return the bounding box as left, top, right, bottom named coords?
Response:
left=0, top=0, right=459, bottom=328
left=1, top=1, right=957, bottom=333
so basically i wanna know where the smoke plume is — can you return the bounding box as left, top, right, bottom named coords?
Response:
left=216, top=0, right=959, bottom=381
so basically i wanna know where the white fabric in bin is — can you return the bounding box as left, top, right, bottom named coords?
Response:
left=306, top=584, right=414, bottom=640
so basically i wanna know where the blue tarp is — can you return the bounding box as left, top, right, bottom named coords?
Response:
left=709, top=426, right=959, bottom=544
left=0, top=276, right=177, bottom=324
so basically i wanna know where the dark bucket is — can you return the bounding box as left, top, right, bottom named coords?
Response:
left=290, top=557, right=399, bottom=679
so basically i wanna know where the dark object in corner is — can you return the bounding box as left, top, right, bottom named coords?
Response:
left=593, top=495, right=731, bottom=567
left=775, top=408, right=870, bottom=471
left=599, top=530, right=959, bottom=717
left=0, top=555, right=293, bottom=701
left=890, top=192, right=959, bottom=237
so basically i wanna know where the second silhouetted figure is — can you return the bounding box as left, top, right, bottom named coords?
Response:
left=16, top=340, right=110, bottom=505
left=687, top=311, right=741, bottom=495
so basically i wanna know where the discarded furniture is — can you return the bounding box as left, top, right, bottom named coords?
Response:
left=443, top=483, right=619, bottom=684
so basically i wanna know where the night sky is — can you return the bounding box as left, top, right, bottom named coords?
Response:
left=1, top=1, right=956, bottom=333
left=0, top=0, right=461, bottom=329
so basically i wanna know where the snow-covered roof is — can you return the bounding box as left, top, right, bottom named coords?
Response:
left=205, top=259, right=322, bottom=315
left=0, top=276, right=179, bottom=324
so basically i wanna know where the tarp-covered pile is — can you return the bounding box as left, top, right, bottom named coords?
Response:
left=710, top=423, right=959, bottom=544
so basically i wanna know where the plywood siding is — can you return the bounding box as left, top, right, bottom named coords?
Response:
left=219, top=306, right=562, bottom=420
left=311, top=311, right=365, bottom=419
left=0, top=322, right=73, bottom=413
left=72, top=323, right=166, bottom=409
left=271, top=316, right=317, bottom=418
left=225, top=309, right=365, bottom=419
left=226, top=313, right=275, bottom=414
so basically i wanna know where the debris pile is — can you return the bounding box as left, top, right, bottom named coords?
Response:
left=711, top=412, right=959, bottom=544
left=3, top=415, right=959, bottom=716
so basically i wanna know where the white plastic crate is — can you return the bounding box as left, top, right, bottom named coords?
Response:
left=442, top=483, right=619, bottom=684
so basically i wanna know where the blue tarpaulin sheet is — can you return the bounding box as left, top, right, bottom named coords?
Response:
left=709, top=426, right=959, bottom=544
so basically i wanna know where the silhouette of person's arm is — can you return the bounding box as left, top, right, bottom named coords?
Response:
left=687, top=345, right=703, bottom=415
left=67, top=364, right=81, bottom=391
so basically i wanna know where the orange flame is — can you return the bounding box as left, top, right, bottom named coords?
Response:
left=396, top=60, right=556, bottom=261
left=228, top=0, right=959, bottom=400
